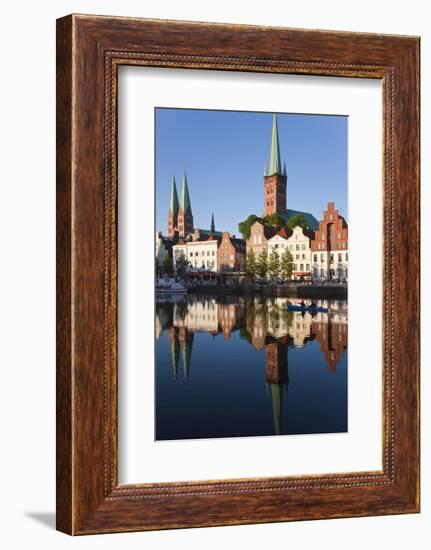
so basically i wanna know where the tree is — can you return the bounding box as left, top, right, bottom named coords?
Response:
left=162, top=254, right=174, bottom=276
left=155, top=258, right=162, bottom=277
left=176, top=252, right=189, bottom=276
left=238, top=214, right=263, bottom=240
left=245, top=249, right=256, bottom=281
left=287, top=213, right=308, bottom=230
left=280, top=249, right=294, bottom=281
left=256, top=251, right=268, bottom=280
left=263, top=212, right=285, bottom=229
left=268, top=249, right=280, bottom=280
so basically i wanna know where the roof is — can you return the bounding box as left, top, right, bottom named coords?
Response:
left=169, top=175, right=179, bottom=215
left=180, top=172, right=192, bottom=214
left=231, top=239, right=246, bottom=253
left=198, top=228, right=223, bottom=238
left=269, top=114, right=282, bottom=176
left=263, top=224, right=278, bottom=240
left=277, top=226, right=292, bottom=239
left=284, top=208, right=319, bottom=230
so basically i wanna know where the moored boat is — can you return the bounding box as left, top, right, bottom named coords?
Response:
left=156, top=278, right=187, bottom=294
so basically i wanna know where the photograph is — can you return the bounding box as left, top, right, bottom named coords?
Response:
left=155, top=108, right=349, bottom=440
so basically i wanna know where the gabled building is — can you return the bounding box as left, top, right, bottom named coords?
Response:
left=217, top=231, right=246, bottom=272
left=246, top=221, right=278, bottom=258
left=310, top=202, right=348, bottom=282
left=267, top=225, right=314, bottom=280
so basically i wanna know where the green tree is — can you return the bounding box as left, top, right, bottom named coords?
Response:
left=155, top=258, right=162, bottom=277
left=268, top=249, right=280, bottom=280
left=280, top=249, right=294, bottom=280
left=256, top=251, right=268, bottom=280
left=176, top=252, right=189, bottom=275
left=287, top=213, right=308, bottom=230
left=245, top=249, right=256, bottom=281
left=263, top=212, right=285, bottom=228
left=162, top=254, right=174, bottom=276
left=238, top=214, right=263, bottom=240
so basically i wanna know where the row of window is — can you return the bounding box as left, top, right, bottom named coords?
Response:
left=293, top=264, right=310, bottom=272
left=272, top=243, right=306, bottom=250
left=316, top=242, right=346, bottom=250
left=187, top=250, right=216, bottom=257
left=313, top=253, right=348, bottom=262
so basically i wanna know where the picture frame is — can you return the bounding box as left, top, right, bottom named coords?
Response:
left=56, top=14, right=420, bottom=535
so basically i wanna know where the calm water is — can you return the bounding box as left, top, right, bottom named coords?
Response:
left=155, top=294, right=347, bottom=440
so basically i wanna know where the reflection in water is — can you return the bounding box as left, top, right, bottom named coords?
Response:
left=155, top=295, right=348, bottom=440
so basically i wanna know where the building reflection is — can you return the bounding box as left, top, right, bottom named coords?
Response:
left=157, top=295, right=347, bottom=433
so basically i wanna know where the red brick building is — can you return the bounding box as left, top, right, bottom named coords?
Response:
left=217, top=232, right=246, bottom=272
left=310, top=202, right=349, bottom=281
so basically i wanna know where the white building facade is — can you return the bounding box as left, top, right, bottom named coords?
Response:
left=267, top=225, right=313, bottom=280
left=172, top=239, right=219, bottom=271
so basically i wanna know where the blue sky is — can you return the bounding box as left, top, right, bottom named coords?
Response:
left=155, top=108, right=347, bottom=236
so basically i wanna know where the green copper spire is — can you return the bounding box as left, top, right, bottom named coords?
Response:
left=269, top=114, right=282, bottom=176
left=180, top=172, right=192, bottom=214
left=264, top=164, right=268, bottom=177
left=169, top=175, right=179, bottom=215
left=283, top=162, right=287, bottom=177
left=210, top=213, right=215, bottom=233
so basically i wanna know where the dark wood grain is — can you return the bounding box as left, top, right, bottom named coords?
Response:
left=56, top=14, right=420, bottom=535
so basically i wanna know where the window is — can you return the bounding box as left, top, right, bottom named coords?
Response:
left=329, top=214, right=333, bottom=220
left=330, top=254, right=334, bottom=263
left=302, top=244, right=305, bottom=250
left=296, top=244, right=299, bottom=250
left=313, top=254, right=317, bottom=262
left=275, top=244, right=278, bottom=249
left=322, top=234, right=325, bottom=240
left=302, top=254, right=306, bottom=259
left=338, top=232, right=341, bottom=239
left=212, top=251, right=215, bottom=256
left=338, top=253, right=342, bottom=262
left=296, top=254, right=299, bottom=259
left=300, top=264, right=304, bottom=271
left=346, top=252, right=348, bottom=260
left=320, top=254, right=324, bottom=262
left=306, top=264, right=310, bottom=271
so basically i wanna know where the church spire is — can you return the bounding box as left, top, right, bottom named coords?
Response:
left=169, top=175, right=179, bottom=215
left=268, top=113, right=282, bottom=176
left=210, top=213, right=215, bottom=233
left=180, top=171, right=192, bottom=214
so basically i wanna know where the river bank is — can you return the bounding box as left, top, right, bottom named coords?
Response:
left=188, top=283, right=347, bottom=299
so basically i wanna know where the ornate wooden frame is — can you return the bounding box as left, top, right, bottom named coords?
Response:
left=56, top=14, right=420, bottom=534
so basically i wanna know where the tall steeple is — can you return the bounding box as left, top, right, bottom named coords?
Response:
left=263, top=114, right=287, bottom=217
left=167, top=175, right=179, bottom=237
left=169, top=175, right=179, bottom=215
left=177, top=171, right=194, bottom=238
left=269, top=113, right=282, bottom=176
left=180, top=172, right=192, bottom=214
left=210, top=213, right=215, bottom=233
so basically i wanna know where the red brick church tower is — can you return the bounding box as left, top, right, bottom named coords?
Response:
left=263, top=114, right=287, bottom=217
